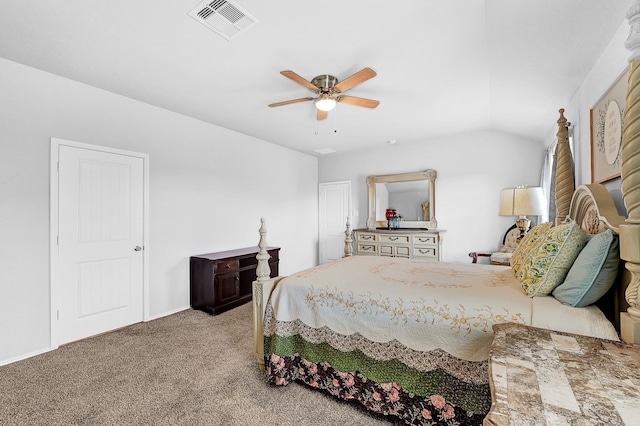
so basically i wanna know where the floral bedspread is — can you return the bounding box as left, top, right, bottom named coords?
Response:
left=263, top=256, right=617, bottom=425
left=265, top=351, right=487, bottom=425
left=266, top=256, right=530, bottom=362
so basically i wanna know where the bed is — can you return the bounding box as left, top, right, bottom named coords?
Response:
left=250, top=111, right=636, bottom=425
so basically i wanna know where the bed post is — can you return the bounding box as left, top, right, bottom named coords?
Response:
left=620, top=0, right=640, bottom=343
left=554, top=109, right=574, bottom=225
left=344, top=216, right=353, bottom=257
left=252, top=218, right=278, bottom=370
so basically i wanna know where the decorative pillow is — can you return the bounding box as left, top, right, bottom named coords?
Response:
left=510, top=222, right=553, bottom=273
left=518, top=222, right=588, bottom=297
left=552, top=230, right=619, bottom=307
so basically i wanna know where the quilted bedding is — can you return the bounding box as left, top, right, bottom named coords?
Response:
left=263, top=256, right=617, bottom=425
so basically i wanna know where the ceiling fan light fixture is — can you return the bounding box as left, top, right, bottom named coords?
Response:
left=315, top=94, right=336, bottom=112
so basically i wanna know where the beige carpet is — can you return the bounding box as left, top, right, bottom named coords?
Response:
left=0, top=303, right=396, bottom=425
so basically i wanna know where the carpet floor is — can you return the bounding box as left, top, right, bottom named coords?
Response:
left=0, top=303, right=396, bottom=425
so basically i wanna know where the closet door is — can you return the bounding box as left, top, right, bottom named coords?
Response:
left=319, top=181, right=351, bottom=264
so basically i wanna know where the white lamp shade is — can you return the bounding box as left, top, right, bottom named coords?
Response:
left=499, top=187, right=545, bottom=217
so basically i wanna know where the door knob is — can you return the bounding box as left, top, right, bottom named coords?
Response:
left=134, top=246, right=143, bottom=251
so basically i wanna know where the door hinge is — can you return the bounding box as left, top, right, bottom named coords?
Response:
left=56, top=235, right=59, bottom=245
left=57, top=310, right=59, bottom=320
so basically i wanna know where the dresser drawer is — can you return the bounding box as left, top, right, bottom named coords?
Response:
left=413, top=246, right=437, bottom=258
left=379, top=234, right=410, bottom=244
left=357, top=232, right=377, bottom=242
left=357, top=243, right=378, bottom=255
left=214, top=259, right=239, bottom=273
left=412, top=235, right=437, bottom=245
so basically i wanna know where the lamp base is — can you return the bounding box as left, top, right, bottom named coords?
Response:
left=515, top=218, right=532, bottom=242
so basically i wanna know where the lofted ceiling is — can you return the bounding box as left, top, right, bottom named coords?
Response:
left=0, top=0, right=630, bottom=155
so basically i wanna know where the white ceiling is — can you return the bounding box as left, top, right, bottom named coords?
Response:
left=0, top=0, right=630, bottom=156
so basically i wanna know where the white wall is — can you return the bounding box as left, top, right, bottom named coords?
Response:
left=0, top=58, right=318, bottom=365
left=319, top=17, right=633, bottom=264
left=319, top=130, right=543, bottom=262
left=544, top=19, right=628, bottom=213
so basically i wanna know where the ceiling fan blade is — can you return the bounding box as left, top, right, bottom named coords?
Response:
left=333, top=67, right=377, bottom=93
left=317, top=109, right=328, bottom=121
left=268, top=97, right=314, bottom=107
left=336, top=96, right=380, bottom=108
left=280, top=71, right=320, bottom=92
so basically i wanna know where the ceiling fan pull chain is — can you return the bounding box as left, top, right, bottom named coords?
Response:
left=315, top=116, right=319, bottom=135
left=334, top=104, right=338, bottom=133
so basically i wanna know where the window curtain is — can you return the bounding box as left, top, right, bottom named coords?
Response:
left=540, top=142, right=556, bottom=224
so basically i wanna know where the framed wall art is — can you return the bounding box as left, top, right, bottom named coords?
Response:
left=590, top=68, right=628, bottom=183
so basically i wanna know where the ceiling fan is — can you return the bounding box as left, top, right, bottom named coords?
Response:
left=268, top=67, right=380, bottom=120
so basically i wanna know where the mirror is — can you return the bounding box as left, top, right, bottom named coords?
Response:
left=366, top=170, right=437, bottom=229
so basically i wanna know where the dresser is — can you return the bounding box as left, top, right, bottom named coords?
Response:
left=485, top=323, right=640, bottom=425
left=190, top=246, right=280, bottom=315
left=353, top=229, right=441, bottom=261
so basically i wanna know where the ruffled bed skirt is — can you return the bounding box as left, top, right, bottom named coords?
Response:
left=264, top=333, right=490, bottom=426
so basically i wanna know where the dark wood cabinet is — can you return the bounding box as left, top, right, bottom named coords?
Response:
left=190, top=246, right=280, bottom=315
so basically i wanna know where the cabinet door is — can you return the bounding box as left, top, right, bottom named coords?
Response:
left=215, top=271, right=240, bottom=304
left=379, top=245, right=393, bottom=256
left=395, top=245, right=411, bottom=258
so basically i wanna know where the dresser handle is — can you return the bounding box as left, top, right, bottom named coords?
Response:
left=226, top=264, right=231, bottom=269
left=363, top=246, right=372, bottom=250
left=363, top=235, right=372, bottom=240
left=389, top=237, right=398, bottom=241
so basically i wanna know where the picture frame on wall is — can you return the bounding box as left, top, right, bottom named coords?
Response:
left=590, top=68, right=628, bottom=183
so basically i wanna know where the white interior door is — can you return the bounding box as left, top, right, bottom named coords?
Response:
left=319, top=181, right=351, bottom=264
left=56, top=144, right=145, bottom=344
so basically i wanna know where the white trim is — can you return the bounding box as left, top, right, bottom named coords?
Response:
left=0, top=347, right=52, bottom=367
left=146, top=306, right=191, bottom=322
left=49, top=137, right=150, bottom=351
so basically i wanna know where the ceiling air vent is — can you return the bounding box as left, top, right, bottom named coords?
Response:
left=189, top=0, right=258, bottom=40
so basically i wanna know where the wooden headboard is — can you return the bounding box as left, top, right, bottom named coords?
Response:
left=567, top=184, right=628, bottom=331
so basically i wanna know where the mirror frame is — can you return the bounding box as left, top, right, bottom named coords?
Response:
left=366, top=169, right=437, bottom=230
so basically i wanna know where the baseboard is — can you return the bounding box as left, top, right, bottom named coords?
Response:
left=146, top=305, right=191, bottom=322
left=1, top=306, right=192, bottom=366
left=1, top=347, right=52, bottom=367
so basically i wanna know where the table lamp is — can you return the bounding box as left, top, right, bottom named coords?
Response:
left=499, top=186, right=545, bottom=241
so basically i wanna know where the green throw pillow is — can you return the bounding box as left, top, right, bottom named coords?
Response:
left=552, top=229, right=619, bottom=307
left=519, top=222, right=587, bottom=297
